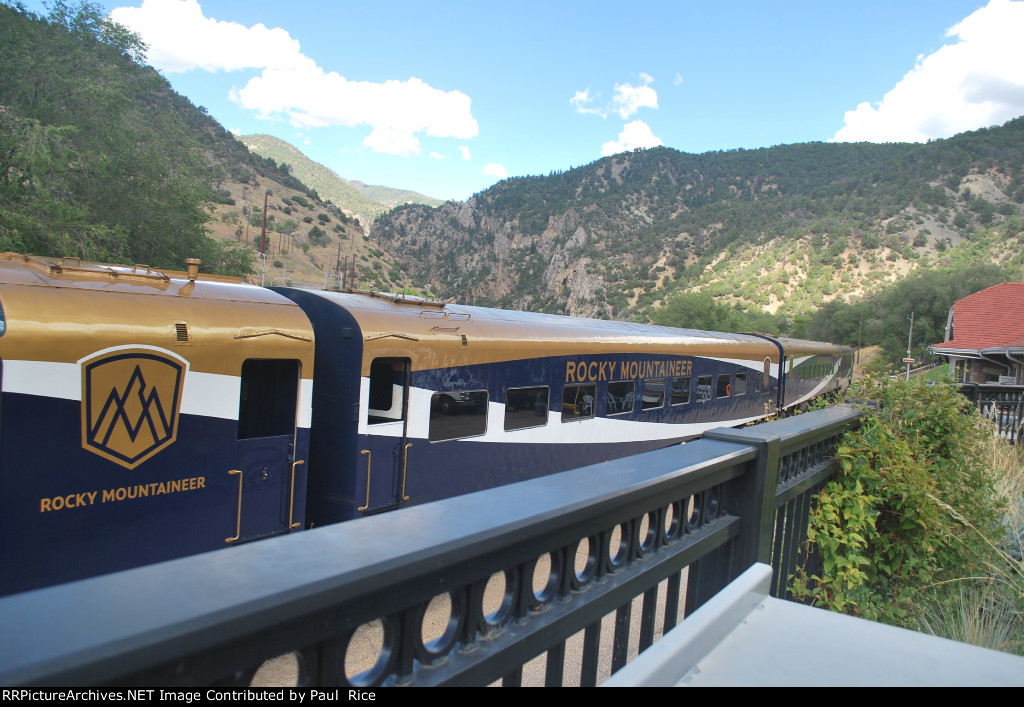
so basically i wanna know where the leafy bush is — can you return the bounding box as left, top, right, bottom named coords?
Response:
left=792, top=377, right=1003, bottom=627
left=307, top=225, right=330, bottom=247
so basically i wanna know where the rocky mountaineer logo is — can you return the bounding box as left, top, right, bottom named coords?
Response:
left=81, top=349, right=186, bottom=469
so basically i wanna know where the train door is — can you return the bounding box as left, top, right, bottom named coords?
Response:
left=229, top=358, right=302, bottom=543
left=763, top=357, right=776, bottom=413
left=360, top=357, right=411, bottom=514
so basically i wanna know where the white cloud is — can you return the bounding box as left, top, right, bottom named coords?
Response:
left=613, top=75, right=658, bottom=119
left=570, top=88, right=607, bottom=117
left=572, top=75, right=659, bottom=119
left=482, top=163, right=509, bottom=178
left=430, top=152, right=445, bottom=160
left=460, top=145, right=471, bottom=161
left=833, top=0, right=1024, bottom=143
left=111, top=0, right=479, bottom=156
left=110, top=0, right=304, bottom=73
left=674, top=73, right=684, bottom=86
left=600, top=121, right=663, bottom=156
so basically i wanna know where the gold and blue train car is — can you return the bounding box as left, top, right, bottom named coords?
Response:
left=774, top=337, right=854, bottom=410
left=0, top=254, right=314, bottom=595
left=276, top=289, right=789, bottom=526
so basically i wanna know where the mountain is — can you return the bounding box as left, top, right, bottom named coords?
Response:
left=372, top=121, right=1024, bottom=324
left=0, top=2, right=412, bottom=292
left=344, top=179, right=444, bottom=209
left=240, top=134, right=443, bottom=223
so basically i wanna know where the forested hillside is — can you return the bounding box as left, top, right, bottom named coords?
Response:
left=374, top=120, right=1024, bottom=327
left=0, top=1, right=414, bottom=290
left=0, top=1, right=248, bottom=271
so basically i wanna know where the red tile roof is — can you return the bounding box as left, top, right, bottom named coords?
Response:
left=935, top=282, right=1024, bottom=351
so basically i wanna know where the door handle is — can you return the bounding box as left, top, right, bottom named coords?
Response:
left=357, top=450, right=372, bottom=511
left=226, top=470, right=242, bottom=543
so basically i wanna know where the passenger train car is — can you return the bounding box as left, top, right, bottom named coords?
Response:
left=0, top=254, right=852, bottom=595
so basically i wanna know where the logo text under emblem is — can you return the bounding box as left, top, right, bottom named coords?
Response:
left=81, top=349, right=186, bottom=469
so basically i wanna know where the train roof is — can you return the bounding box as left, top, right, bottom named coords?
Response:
left=278, top=288, right=782, bottom=371
left=0, top=254, right=314, bottom=377
left=0, top=253, right=286, bottom=304
left=773, top=337, right=853, bottom=356
left=284, top=288, right=772, bottom=342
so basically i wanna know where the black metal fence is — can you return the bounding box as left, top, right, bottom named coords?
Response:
left=959, top=383, right=1024, bottom=445
left=0, top=406, right=860, bottom=687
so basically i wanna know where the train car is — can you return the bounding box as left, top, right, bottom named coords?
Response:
left=776, top=337, right=854, bottom=410
left=0, top=254, right=315, bottom=595
left=747, top=335, right=854, bottom=411
left=0, top=252, right=851, bottom=596
left=274, top=289, right=794, bottom=526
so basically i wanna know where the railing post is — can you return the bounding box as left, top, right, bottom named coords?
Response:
left=703, top=425, right=783, bottom=567
left=681, top=424, right=781, bottom=614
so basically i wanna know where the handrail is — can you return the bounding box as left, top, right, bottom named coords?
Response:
left=0, top=407, right=860, bottom=687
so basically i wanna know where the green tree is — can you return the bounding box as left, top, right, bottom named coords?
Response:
left=0, top=1, right=251, bottom=275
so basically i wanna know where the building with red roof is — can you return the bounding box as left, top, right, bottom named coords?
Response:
left=929, top=282, right=1024, bottom=384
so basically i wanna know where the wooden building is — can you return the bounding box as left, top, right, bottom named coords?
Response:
left=930, top=282, right=1024, bottom=384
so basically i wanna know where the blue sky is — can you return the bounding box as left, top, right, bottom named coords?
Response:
left=23, top=0, right=1024, bottom=201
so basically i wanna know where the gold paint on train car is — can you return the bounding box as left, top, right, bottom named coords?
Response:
left=0, top=254, right=315, bottom=380
left=316, top=293, right=781, bottom=377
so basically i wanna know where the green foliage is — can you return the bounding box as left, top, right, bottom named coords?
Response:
left=0, top=1, right=251, bottom=275
left=792, top=378, right=1003, bottom=625
left=651, top=290, right=787, bottom=334
left=802, top=261, right=1011, bottom=365
left=307, top=225, right=330, bottom=247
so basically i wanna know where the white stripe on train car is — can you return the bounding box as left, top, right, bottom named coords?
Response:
left=365, top=384, right=764, bottom=445
left=2, top=358, right=313, bottom=428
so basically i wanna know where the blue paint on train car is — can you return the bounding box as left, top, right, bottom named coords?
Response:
left=1, top=391, right=311, bottom=595
left=0, top=394, right=245, bottom=593
left=271, top=288, right=364, bottom=528
left=0, top=258, right=849, bottom=596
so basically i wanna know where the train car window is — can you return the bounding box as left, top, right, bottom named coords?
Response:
left=716, top=374, right=731, bottom=398
left=696, top=375, right=713, bottom=402
left=606, top=381, right=635, bottom=416
left=561, top=383, right=596, bottom=422
left=642, top=379, right=666, bottom=410
left=670, top=376, right=691, bottom=405
left=504, top=386, right=548, bottom=431
left=368, top=358, right=407, bottom=424
left=734, top=373, right=747, bottom=396
left=237, top=359, right=299, bottom=439
left=430, top=390, right=488, bottom=442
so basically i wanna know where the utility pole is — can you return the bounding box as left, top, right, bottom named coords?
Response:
left=259, top=191, right=268, bottom=256
left=857, top=317, right=863, bottom=365
left=905, top=311, right=915, bottom=381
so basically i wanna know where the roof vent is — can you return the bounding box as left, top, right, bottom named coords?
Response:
left=185, top=258, right=201, bottom=282
left=175, top=322, right=190, bottom=343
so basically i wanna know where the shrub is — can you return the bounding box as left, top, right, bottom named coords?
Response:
left=792, top=377, right=1003, bottom=627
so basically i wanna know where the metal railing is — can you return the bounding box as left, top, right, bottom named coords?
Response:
left=958, top=383, right=1024, bottom=445
left=0, top=406, right=860, bottom=687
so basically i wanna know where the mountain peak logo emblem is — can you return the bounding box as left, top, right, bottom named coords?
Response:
left=81, top=349, right=186, bottom=469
